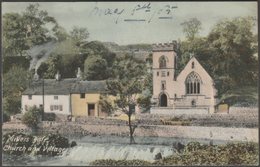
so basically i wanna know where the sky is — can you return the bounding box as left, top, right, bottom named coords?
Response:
left=2, top=2, right=258, bottom=45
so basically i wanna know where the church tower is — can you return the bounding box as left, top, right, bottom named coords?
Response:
left=152, top=41, right=178, bottom=107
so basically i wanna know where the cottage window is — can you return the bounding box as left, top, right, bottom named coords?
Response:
left=28, top=95, right=32, bottom=100
left=186, top=72, right=201, bottom=94
left=50, top=105, right=62, bottom=111
left=59, top=105, right=63, bottom=111
left=80, top=93, right=85, bottom=98
left=54, top=96, right=58, bottom=100
left=54, top=105, right=59, bottom=110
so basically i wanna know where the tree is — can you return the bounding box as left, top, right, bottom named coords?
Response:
left=3, top=3, right=58, bottom=57
left=37, top=54, right=63, bottom=79
left=22, top=106, right=43, bottom=128
left=181, top=18, right=202, bottom=41
left=3, top=13, right=29, bottom=56
left=52, top=25, right=69, bottom=42
left=137, top=55, right=153, bottom=112
left=207, top=17, right=257, bottom=87
left=106, top=54, right=145, bottom=144
left=3, top=66, right=32, bottom=116
left=84, top=55, right=109, bottom=80
left=22, top=3, right=57, bottom=46
left=179, top=18, right=212, bottom=74
left=80, top=41, right=116, bottom=66
left=99, top=94, right=115, bottom=115
left=70, top=26, right=89, bottom=45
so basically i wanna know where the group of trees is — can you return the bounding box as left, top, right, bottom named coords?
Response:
left=3, top=4, right=58, bottom=57
left=178, top=17, right=258, bottom=99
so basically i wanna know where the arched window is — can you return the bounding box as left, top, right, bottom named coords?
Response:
left=159, top=56, right=167, bottom=68
left=185, top=72, right=202, bottom=94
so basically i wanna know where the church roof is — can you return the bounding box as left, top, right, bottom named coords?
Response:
left=176, top=56, right=215, bottom=82
left=22, top=79, right=107, bottom=95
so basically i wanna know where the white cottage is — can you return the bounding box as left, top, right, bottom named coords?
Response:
left=21, top=72, right=76, bottom=115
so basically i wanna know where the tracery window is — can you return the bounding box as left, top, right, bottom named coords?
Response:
left=186, top=72, right=201, bottom=94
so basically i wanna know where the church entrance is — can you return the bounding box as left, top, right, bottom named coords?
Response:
left=160, top=94, right=167, bottom=107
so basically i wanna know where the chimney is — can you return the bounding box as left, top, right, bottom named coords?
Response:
left=76, top=67, right=82, bottom=80
left=55, top=71, right=61, bottom=81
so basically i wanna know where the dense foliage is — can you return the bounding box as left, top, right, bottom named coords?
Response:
left=21, top=106, right=43, bottom=128
left=3, top=4, right=58, bottom=57
left=90, top=142, right=259, bottom=166
left=154, top=142, right=259, bottom=166
left=178, top=17, right=258, bottom=104
left=3, top=66, right=32, bottom=118
left=3, top=56, right=31, bottom=73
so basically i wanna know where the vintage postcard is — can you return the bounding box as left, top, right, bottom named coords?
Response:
left=2, top=1, right=258, bottom=166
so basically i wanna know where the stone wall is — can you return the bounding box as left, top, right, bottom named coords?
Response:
left=150, top=107, right=209, bottom=115
left=3, top=121, right=258, bottom=143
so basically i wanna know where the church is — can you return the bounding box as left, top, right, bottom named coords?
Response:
left=150, top=41, right=218, bottom=114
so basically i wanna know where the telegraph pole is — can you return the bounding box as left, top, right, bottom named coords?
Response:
left=42, top=77, right=45, bottom=121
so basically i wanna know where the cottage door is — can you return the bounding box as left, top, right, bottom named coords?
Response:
left=88, top=104, right=95, bottom=116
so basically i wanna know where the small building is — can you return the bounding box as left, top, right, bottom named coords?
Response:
left=21, top=69, right=110, bottom=117
left=151, top=41, right=218, bottom=114
left=22, top=74, right=76, bottom=115
left=70, top=80, right=108, bottom=117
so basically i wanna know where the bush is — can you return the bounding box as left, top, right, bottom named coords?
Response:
left=44, top=113, right=56, bottom=121
left=153, top=142, right=259, bottom=166
left=22, top=106, right=43, bottom=128
left=137, top=95, right=151, bottom=113
left=90, top=142, right=259, bottom=166
left=3, top=97, right=21, bottom=116
left=3, top=112, right=10, bottom=122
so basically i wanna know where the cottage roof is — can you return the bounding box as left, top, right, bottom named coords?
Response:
left=70, top=80, right=107, bottom=93
left=22, top=79, right=107, bottom=95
